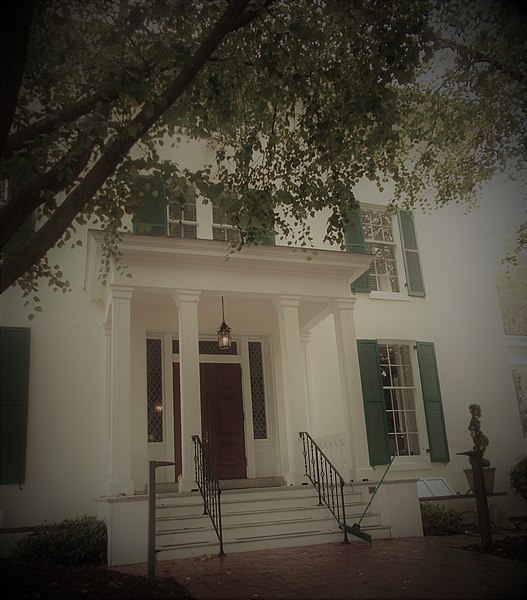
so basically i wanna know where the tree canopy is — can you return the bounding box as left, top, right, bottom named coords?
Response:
left=1, top=0, right=525, bottom=300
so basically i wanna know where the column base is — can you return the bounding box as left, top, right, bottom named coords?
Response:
left=178, top=474, right=198, bottom=492
left=101, top=480, right=135, bottom=497
left=286, top=471, right=308, bottom=487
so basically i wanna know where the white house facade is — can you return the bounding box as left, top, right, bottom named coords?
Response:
left=1, top=160, right=526, bottom=564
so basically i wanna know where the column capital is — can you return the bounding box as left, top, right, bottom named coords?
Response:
left=108, top=285, right=134, bottom=301
left=273, top=294, right=301, bottom=311
left=330, top=296, right=357, bottom=313
left=173, top=290, right=201, bottom=305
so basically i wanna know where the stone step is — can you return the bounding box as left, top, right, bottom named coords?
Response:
left=152, top=483, right=390, bottom=559
left=156, top=524, right=392, bottom=560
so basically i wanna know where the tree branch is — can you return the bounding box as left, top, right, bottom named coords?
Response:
left=0, top=1, right=35, bottom=158
left=1, top=0, right=255, bottom=293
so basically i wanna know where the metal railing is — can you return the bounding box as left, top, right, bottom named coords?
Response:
left=299, top=431, right=349, bottom=543
left=192, top=435, right=224, bottom=555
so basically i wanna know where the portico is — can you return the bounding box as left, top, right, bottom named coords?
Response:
left=85, top=230, right=372, bottom=495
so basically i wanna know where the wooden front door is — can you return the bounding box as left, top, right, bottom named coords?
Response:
left=200, top=363, right=246, bottom=480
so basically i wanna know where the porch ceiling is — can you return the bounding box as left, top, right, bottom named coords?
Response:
left=84, top=229, right=371, bottom=306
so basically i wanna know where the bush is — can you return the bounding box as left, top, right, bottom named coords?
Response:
left=420, top=502, right=463, bottom=536
left=510, top=456, right=527, bottom=503
left=11, top=515, right=107, bottom=565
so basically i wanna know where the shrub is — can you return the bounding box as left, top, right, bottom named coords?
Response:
left=510, top=456, right=527, bottom=503
left=420, top=502, right=463, bottom=536
left=11, top=515, right=107, bottom=565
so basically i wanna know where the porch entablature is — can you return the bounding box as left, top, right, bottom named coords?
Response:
left=84, top=229, right=371, bottom=306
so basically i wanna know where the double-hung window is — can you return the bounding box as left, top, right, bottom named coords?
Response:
left=346, top=207, right=425, bottom=297
left=168, top=198, right=198, bottom=239
left=357, top=339, right=449, bottom=466
left=212, top=199, right=241, bottom=243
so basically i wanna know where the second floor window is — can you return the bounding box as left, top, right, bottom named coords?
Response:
left=212, top=200, right=241, bottom=243
left=345, top=206, right=425, bottom=297
left=169, top=199, right=198, bottom=239
left=362, top=208, right=400, bottom=293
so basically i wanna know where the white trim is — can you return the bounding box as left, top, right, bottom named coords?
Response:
left=369, top=291, right=411, bottom=302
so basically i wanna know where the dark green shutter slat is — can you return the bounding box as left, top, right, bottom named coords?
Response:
left=357, top=340, right=390, bottom=466
left=261, top=231, right=276, bottom=245
left=132, top=176, right=167, bottom=236
left=1, top=327, right=30, bottom=484
left=345, top=209, right=371, bottom=293
left=398, top=210, right=425, bottom=296
left=416, top=342, right=449, bottom=462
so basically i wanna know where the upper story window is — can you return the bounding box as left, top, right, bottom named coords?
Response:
left=345, top=207, right=425, bottom=297
left=361, top=208, right=400, bottom=293
left=168, top=198, right=198, bottom=239
left=212, top=200, right=241, bottom=243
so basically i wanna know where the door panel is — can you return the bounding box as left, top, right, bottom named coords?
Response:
left=200, top=363, right=246, bottom=480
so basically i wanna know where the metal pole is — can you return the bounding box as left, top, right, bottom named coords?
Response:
left=147, top=461, right=156, bottom=579
left=147, top=460, right=176, bottom=579
left=458, top=450, right=492, bottom=546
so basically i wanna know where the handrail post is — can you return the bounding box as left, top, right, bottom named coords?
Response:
left=148, top=460, right=176, bottom=579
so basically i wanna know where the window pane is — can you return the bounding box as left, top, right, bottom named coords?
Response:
left=363, top=209, right=399, bottom=292
left=380, top=343, right=420, bottom=457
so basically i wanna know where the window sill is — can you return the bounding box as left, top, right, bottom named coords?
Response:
left=390, top=460, right=433, bottom=471
left=368, top=291, right=410, bottom=302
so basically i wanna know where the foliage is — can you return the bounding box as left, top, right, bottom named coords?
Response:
left=11, top=515, right=107, bottom=566
left=510, top=456, right=527, bottom=503
left=420, top=502, right=462, bottom=536
left=0, top=0, right=525, bottom=301
left=468, top=403, right=491, bottom=467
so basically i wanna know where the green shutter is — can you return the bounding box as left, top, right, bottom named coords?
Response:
left=416, top=342, right=449, bottom=462
left=0, top=327, right=30, bottom=484
left=261, top=231, right=276, bottom=245
left=398, top=210, right=425, bottom=296
left=132, top=176, right=167, bottom=235
left=345, top=209, right=371, bottom=293
left=357, top=340, right=391, bottom=466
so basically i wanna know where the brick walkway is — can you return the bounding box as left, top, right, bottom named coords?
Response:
left=113, top=536, right=524, bottom=599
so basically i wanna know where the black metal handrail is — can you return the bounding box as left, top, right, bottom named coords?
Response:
left=192, top=435, right=224, bottom=555
left=299, top=431, right=349, bottom=543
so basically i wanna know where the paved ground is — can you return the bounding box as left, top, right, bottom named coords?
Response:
left=113, top=535, right=525, bottom=599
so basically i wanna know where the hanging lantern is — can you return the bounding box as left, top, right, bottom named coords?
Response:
left=217, top=296, right=232, bottom=349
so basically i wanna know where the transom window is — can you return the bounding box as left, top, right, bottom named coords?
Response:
left=362, top=208, right=400, bottom=293
left=378, top=343, right=420, bottom=456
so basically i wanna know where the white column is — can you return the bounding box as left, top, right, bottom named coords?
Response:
left=174, top=290, right=201, bottom=491
left=274, top=295, right=308, bottom=486
left=105, top=286, right=134, bottom=495
left=300, top=332, right=314, bottom=434
left=331, top=297, right=372, bottom=482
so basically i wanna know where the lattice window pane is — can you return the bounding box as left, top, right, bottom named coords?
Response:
left=198, top=340, right=238, bottom=355
left=146, top=338, right=163, bottom=443
left=249, top=341, right=267, bottom=439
